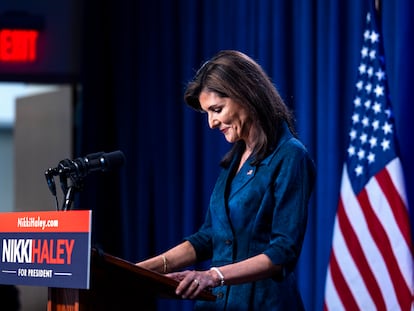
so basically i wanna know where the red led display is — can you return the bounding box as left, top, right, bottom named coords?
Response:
left=0, top=29, right=39, bottom=62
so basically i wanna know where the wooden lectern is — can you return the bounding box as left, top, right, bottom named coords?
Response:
left=47, top=248, right=215, bottom=311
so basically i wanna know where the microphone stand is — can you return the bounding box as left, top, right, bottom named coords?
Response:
left=59, top=169, right=84, bottom=211
left=62, top=186, right=77, bottom=211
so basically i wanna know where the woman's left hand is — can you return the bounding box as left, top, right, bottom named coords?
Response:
left=166, top=269, right=217, bottom=299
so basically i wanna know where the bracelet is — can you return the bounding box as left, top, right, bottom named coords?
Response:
left=161, top=255, right=168, bottom=273
left=210, top=267, right=225, bottom=286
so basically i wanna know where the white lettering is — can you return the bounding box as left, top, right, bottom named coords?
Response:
left=27, top=269, right=52, bottom=278
left=1, top=239, right=32, bottom=263
left=17, top=216, right=59, bottom=230
left=2, top=239, right=11, bottom=262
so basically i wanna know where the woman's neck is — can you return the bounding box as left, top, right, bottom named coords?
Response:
left=237, top=146, right=253, bottom=173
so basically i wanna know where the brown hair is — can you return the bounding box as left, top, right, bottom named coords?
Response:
left=184, top=50, right=297, bottom=167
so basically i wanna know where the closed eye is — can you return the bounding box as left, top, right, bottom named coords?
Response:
left=209, top=105, right=222, bottom=113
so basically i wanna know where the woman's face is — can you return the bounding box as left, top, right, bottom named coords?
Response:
left=199, top=91, right=252, bottom=144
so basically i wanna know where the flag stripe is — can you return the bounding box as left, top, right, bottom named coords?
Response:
left=386, top=157, right=408, bottom=206
left=357, top=188, right=411, bottom=309
left=337, top=195, right=386, bottom=310
left=324, top=261, right=345, bottom=311
left=367, top=163, right=414, bottom=291
left=328, top=250, right=360, bottom=311
left=342, top=164, right=399, bottom=309
left=376, top=166, right=413, bottom=252
left=332, top=169, right=382, bottom=310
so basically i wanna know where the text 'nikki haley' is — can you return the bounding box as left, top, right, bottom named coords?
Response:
left=2, top=239, right=74, bottom=264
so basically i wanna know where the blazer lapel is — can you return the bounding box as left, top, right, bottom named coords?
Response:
left=228, top=164, right=256, bottom=199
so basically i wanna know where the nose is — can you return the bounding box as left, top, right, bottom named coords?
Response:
left=208, top=114, right=219, bottom=129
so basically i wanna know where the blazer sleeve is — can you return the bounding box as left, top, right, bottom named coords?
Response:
left=263, top=138, right=316, bottom=273
left=184, top=207, right=214, bottom=261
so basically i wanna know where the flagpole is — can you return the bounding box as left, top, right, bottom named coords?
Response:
left=375, top=0, right=381, bottom=12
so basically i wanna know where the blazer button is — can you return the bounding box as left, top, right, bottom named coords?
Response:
left=216, top=292, right=224, bottom=299
left=225, top=239, right=232, bottom=245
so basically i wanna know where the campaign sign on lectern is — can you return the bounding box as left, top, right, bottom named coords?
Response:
left=0, top=210, right=91, bottom=289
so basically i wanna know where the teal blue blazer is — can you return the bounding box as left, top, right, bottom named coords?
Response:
left=186, top=123, right=316, bottom=310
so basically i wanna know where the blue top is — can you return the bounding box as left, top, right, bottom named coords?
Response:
left=186, top=123, right=316, bottom=310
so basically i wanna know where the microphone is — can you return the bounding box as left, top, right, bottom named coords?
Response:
left=58, top=150, right=126, bottom=179
left=45, top=150, right=126, bottom=196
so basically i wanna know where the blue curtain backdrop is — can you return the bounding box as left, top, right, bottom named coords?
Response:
left=77, top=1, right=414, bottom=310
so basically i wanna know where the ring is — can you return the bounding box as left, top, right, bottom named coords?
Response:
left=193, top=279, right=199, bottom=286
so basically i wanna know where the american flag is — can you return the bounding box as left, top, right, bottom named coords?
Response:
left=323, top=5, right=414, bottom=311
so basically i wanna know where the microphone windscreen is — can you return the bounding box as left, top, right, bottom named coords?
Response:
left=101, top=150, right=126, bottom=171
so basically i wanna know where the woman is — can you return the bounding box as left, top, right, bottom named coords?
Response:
left=137, top=50, right=316, bottom=310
